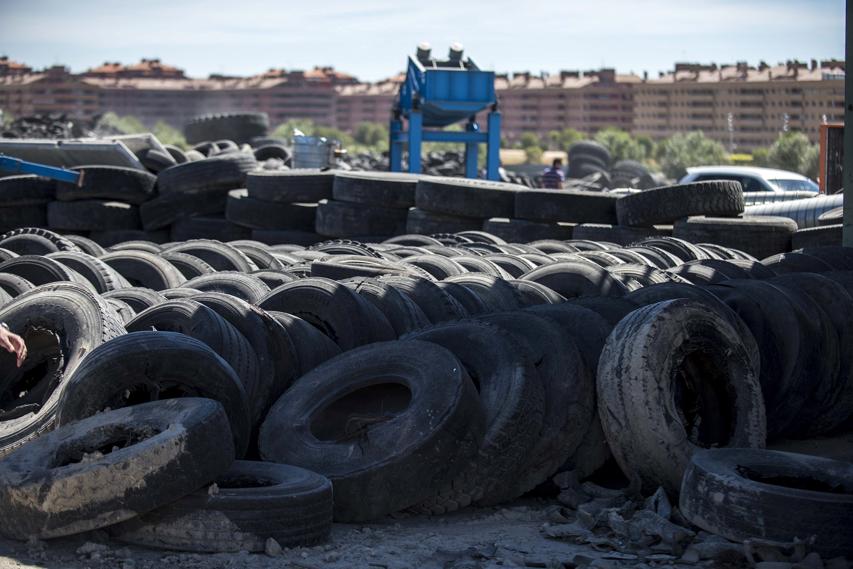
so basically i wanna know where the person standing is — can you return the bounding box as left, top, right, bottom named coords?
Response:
left=0, top=323, right=26, bottom=368
left=541, top=158, right=565, bottom=189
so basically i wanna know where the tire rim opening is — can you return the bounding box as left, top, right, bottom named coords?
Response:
left=53, top=425, right=161, bottom=467
left=737, top=466, right=851, bottom=495
left=672, top=347, right=735, bottom=447
left=311, top=382, right=412, bottom=442
left=104, top=381, right=200, bottom=410
left=0, top=328, right=64, bottom=419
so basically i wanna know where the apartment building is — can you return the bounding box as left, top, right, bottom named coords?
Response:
left=633, top=60, right=846, bottom=149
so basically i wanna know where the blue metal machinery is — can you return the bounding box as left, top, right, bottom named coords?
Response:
left=0, top=154, right=82, bottom=185
left=390, top=43, right=501, bottom=180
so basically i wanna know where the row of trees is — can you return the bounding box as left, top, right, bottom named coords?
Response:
left=15, top=112, right=817, bottom=183
left=510, top=127, right=820, bottom=181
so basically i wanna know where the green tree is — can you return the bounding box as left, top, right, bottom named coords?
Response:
left=152, top=121, right=188, bottom=149
left=751, top=147, right=770, bottom=167
left=525, top=146, right=543, bottom=164
left=518, top=132, right=543, bottom=150
left=547, top=128, right=585, bottom=150
left=594, top=127, right=646, bottom=162
left=635, top=135, right=656, bottom=161
left=767, top=132, right=819, bottom=178
left=657, top=131, right=730, bottom=180
left=352, top=122, right=388, bottom=151
left=94, top=112, right=146, bottom=135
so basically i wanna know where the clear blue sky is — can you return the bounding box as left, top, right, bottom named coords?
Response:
left=0, top=0, right=844, bottom=81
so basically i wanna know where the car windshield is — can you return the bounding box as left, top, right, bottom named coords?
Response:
left=768, top=178, right=819, bottom=192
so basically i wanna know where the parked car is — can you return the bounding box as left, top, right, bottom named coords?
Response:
left=680, top=166, right=819, bottom=204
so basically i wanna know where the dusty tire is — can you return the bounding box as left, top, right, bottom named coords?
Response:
left=415, top=177, right=519, bottom=218
left=158, top=153, right=257, bottom=196
left=616, top=181, right=745, bottom=227
left=377, top=275, right=467, bottom=324
left=259, top=340, right=486, bottom=521
left=45, top=251, right=131, bottom=293
left=183, top=271, right=271, bottom=303
left=246, top=170, right=334, bottom=203
left=407, top=208, right=483, bottom=234
left=100, top=250, right=186, bottom=290
left=56, top=166, right=156, bottom=205
left=225, top=189, right=316, bottom=231
left=597, top=299, right=765, bottom=494
left=0, top=175, right=55, bottom=206
left=520, top=261, right=630, bottom=298
left=163, top=239, right=257, bottom=272
left=673, top=216, right=797, bottom=260
left=514, top=190, right=619, bottom=224
left=332, top=171, right=418, bottom=208
left=572, top=223, right=671, bottom=246
left=0, top=398, right=234, bottom=540
left=0, top=228, right=80, bottom=255
left=112, top=461, right=332, bottom=552
left=266, top=311, right=342, bottom=376
left=57, top=332, right=250, bottom=457
left=140, top=190, right=229, bottom=230
left=679, top=448, right=853, bottom=558
left=482, top=217, right=575, bottom=242
left=184, top=112, right=269, bottom=145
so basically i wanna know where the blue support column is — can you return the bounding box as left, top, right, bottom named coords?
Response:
left=389, top=118, right=403, bottom=173
left=464, top=120, right=479, bottom=179
left=485, top=110, right=501, bottom=181
left=408, top=111, right=423, bottom=174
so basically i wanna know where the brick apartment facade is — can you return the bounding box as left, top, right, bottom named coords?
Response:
left=0, top=56, right=845, bottom=151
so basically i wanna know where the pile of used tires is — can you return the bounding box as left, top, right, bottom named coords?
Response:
left=0, top=223, right=851, bottom=556
left=565, top=141, right=660, bottom=190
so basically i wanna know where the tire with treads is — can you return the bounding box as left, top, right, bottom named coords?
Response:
left=0, top=175, right=55, bottom=206
left=407, top=208, right=483, bottom=234
left=62, top=235, right=106, bottom=257
left=0, top=398, right=234, bottom=540
left=107, top=241, right=163, bottom=254
left=57, top=333, right=249, bottom=457
left=45, top=251, right=130, bottom=293
left=507, top=279, right=566, bottom=306
left=184, top=113, right=268, bottom=145
left=100, top=250, right=186, bottom=290
left=258, top=278, right=395, bottom=350
left=514, top=190, right=619, bottom=224
left=377, top=275, right=467, bottom=324
left=673, top=216, right=797, bottom=260
left=124, top=303, right=260, bottom=432
left=183, top=272, right=271, bottom=304
left=0, top=255, right=90, bottom=288
left=416, top=178, right=519, bottom=218
left=102, top=287, right=166, bottom=314
left=163, top=239, right=257, bottom=272
left=476, top=312, right=594, bottom=497
left=443, top=273, right=522, bottom=312
left=259, top=340, right=486, bottom=521
left=605, top=263, right=684, bottom=290
left=0, top=283, right=126, bottom=456
left=0, top=228, right=80, bottom=255
left=401, top=255, right=467, bottom=280
left=679, top=448, right=853, bottom=558
left=0, top=206, right=47, bottom=233
left=481, top=218, right=575, bottom=242
left=341, top=277, right=431, bottom=337
left=571, top=223, right=671, bottom=246
left=616, top=181, right=745, bottom=226
left=225, top=189, right=316, bottom=231
left=333, top=171, right=418, bottom=208
left=519, top=261, right=630, bottom=299
left=403, top=321, right=544, bottom=511
left=160, top=251, right=216, bottom=279
left=797, top=246, right=853, bottom=271
left=597, top=299, right=765, bottom=494
left=111, top=461, right=332, bottom=552
left=266, top=312, right=342, bottom=376
left=193, top=292, right=299, bottom=416
left=140, top=190, right=229, bottom=230
left=55, top=166, right=156, bottom=205
left=315, top=199, right=407, bottom=237
left=158, top=153, right=257, bottom=195
left=667, top=259, right=754, bottom=284
left=229, top=241, right=284, bottom=270
left=246, top=170, right=334, bottom=203
left=761, top=251, right=834, bottom=275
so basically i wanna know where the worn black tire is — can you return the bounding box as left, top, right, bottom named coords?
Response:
left=266, top=311, right=341, bottom=376
left=415, top=177, right=519, bottom=218
left=406, top=208, right=483, bottom=235
left=403, top=321, right=544, bottom=511
left=102, top=287, right=166, bottom=314
left=170, top=216, right=251, bottom=242
left=158, top=153, right=257, bottom=195
left=680, top=448, right=853, bottom=558
left=817, top=207, right=843, bottom=226
left=58, top=332, right=250, bottom=457
left=246, top=170, right=334, bottom=203
left=62, top=235, right=106, bottom=257
left=47, top=200, right=141, bottom=231
left=0, top=175, right=55, bottom=206
left=183, top=272, right=271, bottom=303
left=45, top=251, right=130, bottom=293
left=124, top=304, right=259, bottom=432
left=377, top=275, right=467, bottom=324
left=259, top=340, right=486, bottom=521
left=0, top=283, right=126, bottom=456
left=443, top=273, right=522, bottom=312
left=184, top=112, right=268, bottom=145
left=667, top=259, right=754, bottom=284
left=520, top=261, right=630, bottom=298
left=258, top=278, right=395, bottom=350
left=792, top=224, right=843, bottom=249
left=56, top=166, right=156, bottom=205
left=100, top=250, right=186, bottom=290
left=0, top=206, right=46, bottom=233
left=226, top=189, right=316, bottom=231
left=477, top=311, right=593, bottom=496
left=0, top=228, right=80, bottom=255
left=112, top=460, right=332, bottom=552
left=597, top=299, right=765, bottom=494
left=568, top=141, right=611, bottom=166
left=341, top=277, right=431, bottom=336
left=514, top=190, right=619, bottom=224
left=92, top=230, right=169, bottom=247
left=481, top=217, right=575, bottom=242
left=0, top=398, right=233, bottom=540
left=673, top=216, right=797, bottom=260
left=140, top=190, right=229, bottom=230
left=333, top=171, right=418, bottom=208
left=761, top=251, right=834, bottom=275
left=507, top=279, right=566, bottom=305
left=164, top=239, right=257, bottom=272
left=315, top=199, right=407, bottom=238
left=572, top=223, right=671, bottom=246
left=160, top=251, right=216, bottom=279
left=616, top=181, right=745, bottom=227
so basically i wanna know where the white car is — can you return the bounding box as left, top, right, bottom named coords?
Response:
left=679, top=166, right=819, bottom=194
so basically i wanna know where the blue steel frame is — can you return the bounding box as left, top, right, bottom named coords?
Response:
left=390, top=56, right=501, bottom=180
left=0, top=154, right=82, bottom=184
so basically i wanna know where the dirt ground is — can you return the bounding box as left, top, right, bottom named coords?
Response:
left=0, top=498, right=707, bottom=569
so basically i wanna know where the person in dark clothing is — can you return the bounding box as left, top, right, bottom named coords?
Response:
left=541, top=158, right=565, bottom=189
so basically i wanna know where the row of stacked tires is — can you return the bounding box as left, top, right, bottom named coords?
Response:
left=0, top=225, right=850, bottom=556
left=0, top=143, right=842, bottom=256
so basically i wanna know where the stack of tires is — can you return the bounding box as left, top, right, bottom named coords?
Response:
left=184, top=113, right=270, bottom=146
left=317, top=172, right=417, bottom=240
left=567, top=141, right=611, bottom=181
left=410, top=177, right=521, bottom=235
left=225, top=169, right=333, bottom=246
left=0, top=175, right=54, bottom=233
left=745, top=193, right=845, bottom=249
